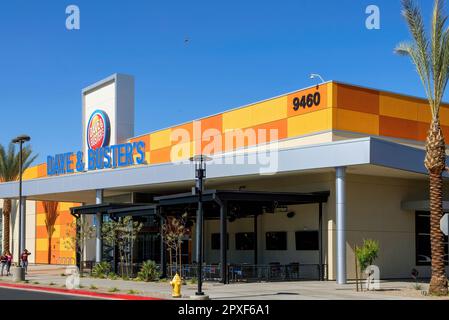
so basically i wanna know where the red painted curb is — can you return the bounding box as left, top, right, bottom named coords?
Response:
left=0, top=282, right=163, bottom=300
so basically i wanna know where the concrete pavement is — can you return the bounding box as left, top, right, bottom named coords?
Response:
left=0, top=264, right=437, bottom=300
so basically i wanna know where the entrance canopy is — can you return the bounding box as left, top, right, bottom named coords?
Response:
left=70, top=190, right=330, bottom=219
left=70, top=203, right=157, bottom=219
left=155, top=190, right=330, bottom=219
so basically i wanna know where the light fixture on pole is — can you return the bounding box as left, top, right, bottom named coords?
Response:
left=12, top=134, right=31, bottom=281
left=189, top=154, right=212, bottom=299
left=309, top=73, right=326, bottom=84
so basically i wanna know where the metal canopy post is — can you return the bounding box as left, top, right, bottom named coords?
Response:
left=336, top=167, right=347, bottom=284
left=318, top=202, right=323, bottom=281
left=254, top=214, right=258, bottom=265
left=219, top=199, right=228, bottom=284
left=160, top=211, right=167, bottom=279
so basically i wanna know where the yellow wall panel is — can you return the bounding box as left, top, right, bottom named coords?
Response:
left=59, top=202, right=73, bottom=211
left=287, top=109, right=333, bottom=137
left=52, top=225, right=61, bottom=238
left=36, top=238, right=48, bottom=251
left=336, top=109, right=379, bottom=135
left=327, top=82, right=337, bottom=108
left=251, top=96, right=288, bottom=127
left=222, top=106, right=253, bottom=131
left=23, top=166, right=38, bottom=181
left=150, top=129, right=172, bottom=150
left=379, top=94, right=419, bottom=121
left=36, top=213, right=46, bottom=226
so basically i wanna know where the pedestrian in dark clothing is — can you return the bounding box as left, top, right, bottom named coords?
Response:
left=21, top=249, right=31, bottom=274
left=0, top=252, right=7, bottom=276
left=5, top=251, right=12, bottom=276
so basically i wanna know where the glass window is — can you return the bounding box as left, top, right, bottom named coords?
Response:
left=266, top=232, right=287, bottom=250
left=235, top=232, right=255, bottom=250
left=416, top=211, right=448, bottom=266
left=295, top=231, right=319, bottom=251
left=211, top=233, right=229, bottom=250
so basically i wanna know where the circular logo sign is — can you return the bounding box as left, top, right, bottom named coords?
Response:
left=87, top=110, right=110, bottom=150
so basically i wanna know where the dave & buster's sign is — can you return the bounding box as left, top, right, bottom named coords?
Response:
left=47, top=110, right=145, bottom=176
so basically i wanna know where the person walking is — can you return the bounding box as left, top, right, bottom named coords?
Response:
left=21, top=249, right=31, bottom=274
left=0, top=252, right=7, bottom=276
left=5, top=251, right=12, bottom=276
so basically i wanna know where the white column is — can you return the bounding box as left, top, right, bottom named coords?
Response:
left=95, top=189, right=103, bottom=263
left=336, top=167, right=347, bottom=284
left=19, top=198, right=26, bottom=257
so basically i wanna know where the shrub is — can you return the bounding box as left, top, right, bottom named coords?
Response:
left=108, top=272, right=119, bottom=280
left=355, top=239, right=380, bottom=272
left=137, top=260, right=160, bottom=282
left=92, top=262, right=111, bottom=279
left=90, top=285, right=98, bottom=290
left=108, top=287, right=120, bottom=293
left=127, top=289, right=140, bottom=295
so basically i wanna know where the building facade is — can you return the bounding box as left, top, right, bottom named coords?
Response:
left=0, top=74, right=448, bottom=283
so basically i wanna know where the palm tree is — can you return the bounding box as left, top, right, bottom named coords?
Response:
left=0, top=142, right=37, bottom=254
left=396, top=0, right=449, bottom=295
left=43, top=201, right=59, bottom=264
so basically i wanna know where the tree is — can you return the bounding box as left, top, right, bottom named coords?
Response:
left=0, top=142, right=37, bottom=253
left=43, top=201, right=59, bottom=264
left=102, top=216, right=143, bottom=278
left=64, top=216, right=96, bottom=272
left=395, top=0, right=449, bottom=295
left=162, top=214, right=190, bottom=277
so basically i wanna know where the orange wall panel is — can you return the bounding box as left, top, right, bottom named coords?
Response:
left=197, top=115, right=224, bottom=155
left=336, top=84, right=380, bottom=114
left=149, top=146, right=172, bottom=164
left=35, top=202, right=79, bottom=265
left=379, top=116, right=420, bottom=141
left=37, top=164, right=47, bottom=178
left=252, top=119, right=288, bottom=143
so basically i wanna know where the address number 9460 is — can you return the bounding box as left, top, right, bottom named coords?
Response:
left=292, top=92, right=321, bottom=111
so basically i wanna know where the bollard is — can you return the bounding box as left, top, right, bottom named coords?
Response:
left=12, top=266, right=25, bottom=282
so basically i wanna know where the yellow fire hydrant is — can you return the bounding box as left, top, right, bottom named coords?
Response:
left=170, top=273, right=182, bottom=298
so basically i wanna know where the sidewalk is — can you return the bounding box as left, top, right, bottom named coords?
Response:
left=0, top=264, right=438, bottom=300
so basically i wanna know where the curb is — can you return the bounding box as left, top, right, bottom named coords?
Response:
left=0, top=282, right=163, bottom=300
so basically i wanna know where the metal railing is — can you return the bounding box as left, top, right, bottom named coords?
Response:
left=165, top=263, right=328, bottom=282
left=228, top=264, right=328, bottom=282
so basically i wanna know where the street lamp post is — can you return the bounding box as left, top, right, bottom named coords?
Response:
left=189, top=155, right=212, bottom=299
left=12, top=135, right=30, bottom=281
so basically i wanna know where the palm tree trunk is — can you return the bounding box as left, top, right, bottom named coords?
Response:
left=48, top=236, right=52, bottom=264
left=2, top=199, right=11, bottom=253
left=425, top=120, right=449, bottom=295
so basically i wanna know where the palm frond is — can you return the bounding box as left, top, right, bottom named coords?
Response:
left=397, top=0, right=449, bottom=120
left=0, top=142, right=37, bottom=182
left=402, top=0, right=431, bottom=73
left=395, top=42, right=433, bottom=103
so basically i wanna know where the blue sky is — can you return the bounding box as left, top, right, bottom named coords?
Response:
left=0, top=0, right=441, bottom=163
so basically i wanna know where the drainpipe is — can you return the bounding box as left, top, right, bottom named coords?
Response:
left=336, top=167, right=347, bottom=284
